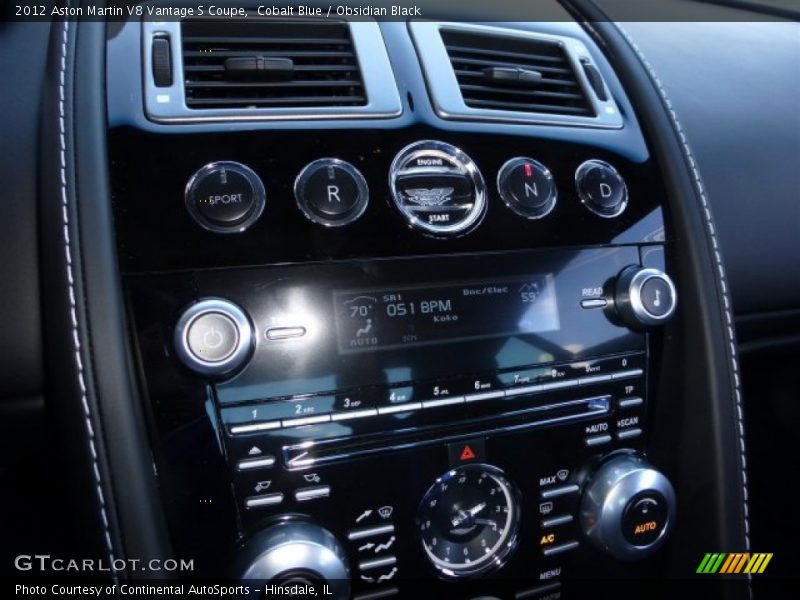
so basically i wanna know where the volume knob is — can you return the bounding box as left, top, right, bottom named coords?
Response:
left=615, top=266, right=677, bottom=328
left=580, top=454, right=676, bottom=561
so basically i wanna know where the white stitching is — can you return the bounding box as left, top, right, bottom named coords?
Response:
left=610, top=17, right=752, bottom=570
left=59, top=9, right=118, bottom=579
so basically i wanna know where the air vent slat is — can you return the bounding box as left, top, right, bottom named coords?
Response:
left=458, top=84, right=584, bottom=101
left=453, top=70, right=579, bottom=88
left=465, top=98, right=592, bottom=115
left=185, top=80, right=363, bottom=89
left=183, top=50, right=356, bottom=59
left=441, top=29, right=594, bottom=118
left=449, top=57, right=572, bottom=77
left=185, top=95, right=367, bottom=107
left=181, top=19, right=367, bottom=110
left=443, top=44, right=565, bottom=64
left=182, top=36, right=351, bottom=45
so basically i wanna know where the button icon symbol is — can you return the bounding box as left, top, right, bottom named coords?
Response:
left=254, top=481, right=271, bottom=493
left=557, top=469, right=569, bottom=481
left=377, top=506, right=394, bottom=519
left=248, top=446, right=262, bottom=456
left=540, top=501, right=554, bottom=515
left=355, top=509, right=372, bottom=524
left=459, top=445, right=476, bottom=461
left=202, top=327, right=224, bottom=349
left=303, top=473, right=321, bottom=484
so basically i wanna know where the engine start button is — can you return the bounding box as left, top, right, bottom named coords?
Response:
left=389, top=140, right=486, bottom=237
left=185, top=161, right=266, bottom=233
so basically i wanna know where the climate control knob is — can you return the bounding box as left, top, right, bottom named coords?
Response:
left=234, top=522, right=349, bottom=599
left=580, top=454, right=676, bottom=561
left=615, top=266, right=677, bottom=328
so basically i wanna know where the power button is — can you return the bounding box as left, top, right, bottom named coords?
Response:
left=174, top=298, right=254, bottom=377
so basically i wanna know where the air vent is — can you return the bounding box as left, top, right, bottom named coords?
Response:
left=409, top=23, right=622, bottom=129
left=441, top=29, right=594, bottom=117
left=180, top=20, right=367, bottom=109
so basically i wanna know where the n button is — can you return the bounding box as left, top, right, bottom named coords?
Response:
left=447, top=438, right=486, bottom=467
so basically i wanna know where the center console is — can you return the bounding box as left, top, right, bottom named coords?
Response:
left=108, top=14, right=690, bottom=599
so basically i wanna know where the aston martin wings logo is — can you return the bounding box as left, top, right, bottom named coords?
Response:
left=404, top=187, right=455, bottom=206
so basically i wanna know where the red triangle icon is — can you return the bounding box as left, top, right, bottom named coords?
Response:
left=460, top=445, right=476, bottom=461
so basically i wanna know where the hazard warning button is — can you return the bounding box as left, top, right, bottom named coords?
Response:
left=447, top=437, right=486, bottom=467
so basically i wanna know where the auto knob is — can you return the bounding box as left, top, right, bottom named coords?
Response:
left=580, top=454, right=676, bottom=561
left=234, top=522, right=349, bottom=598
left=614, top=266, right=677, bottom=328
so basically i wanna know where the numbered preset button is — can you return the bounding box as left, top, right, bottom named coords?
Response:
left=294, top=158, right=369, bottom=227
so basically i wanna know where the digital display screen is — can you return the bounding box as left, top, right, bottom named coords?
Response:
left=334, top=275, right=560, bottom=353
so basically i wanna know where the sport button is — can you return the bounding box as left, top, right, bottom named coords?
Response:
left=185, top=161, right=265, bottom=233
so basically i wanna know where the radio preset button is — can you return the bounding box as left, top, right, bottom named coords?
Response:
left=465, top=390, right=506, bottom=402
left=229, top=420, right=281, bottom=435
left=576, top=159, right=628, bottom=218
left=612, top=369, right=644, bottom=380
left=295, top=158, right=369, bottom=227
left=185, top=161, right=265, bottom=233
left=330, top=408, right=378, bottom=422
left=422, top=396, right=465, bottom=409
left=497, top=157, right=557, bottom=219
left=282, top=414, right=331, bottom=428
left=377, top=402, right=423, bottom=415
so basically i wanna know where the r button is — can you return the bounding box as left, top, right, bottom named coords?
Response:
left=295, top=158, right=369, bottom=227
